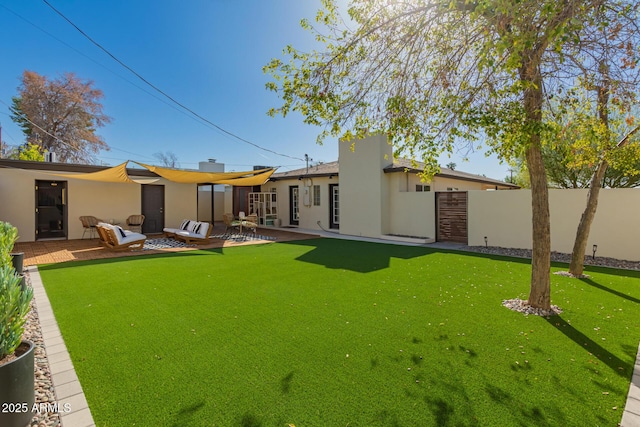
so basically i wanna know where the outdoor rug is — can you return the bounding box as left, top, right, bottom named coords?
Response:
left=143, top=238, right=195, bottom=250
left=210, top=232, right=277, bottom=243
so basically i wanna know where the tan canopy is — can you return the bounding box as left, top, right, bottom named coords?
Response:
left=50, top=161, right=276, bottom=186
left=212, top=168, right=275, bottom=186
left=49, top=162, right=159, bottom=184
left=135, top=163, right=275, bottom=185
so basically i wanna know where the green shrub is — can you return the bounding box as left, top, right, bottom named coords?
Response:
left=0, top=222, right=32, bottom=359
left=0, top=221, right=18, bottom=267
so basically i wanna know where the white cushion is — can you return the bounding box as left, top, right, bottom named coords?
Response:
left=119, top=232, right=146, bottom=244
left=166, top=221, right=209, bottom=238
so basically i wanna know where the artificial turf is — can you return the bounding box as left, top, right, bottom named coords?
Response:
left=38, top=239, right=639, bottom=426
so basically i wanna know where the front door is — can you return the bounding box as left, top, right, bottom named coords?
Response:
left=289, top=186, right=299, bottom=226
left=35, top=180, right=67, bottom=240
left=329, top=184, right=339, bottom=229
left=141, top=184, right=165, bottom=234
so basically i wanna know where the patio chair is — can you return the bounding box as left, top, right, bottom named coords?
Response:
left=79, top=216, right=103, bottom=239
left=96, top=223, right=146, bottom=251
left=126, top=214, right=145, bottom=233
left=242, top=214, right=258, bottom=234
left=223, top=213, right=240, bottom=233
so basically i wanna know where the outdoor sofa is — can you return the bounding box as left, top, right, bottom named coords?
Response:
left=96, top=222, right=147, bottom=251
left=163, top=220, right=212, bottom=245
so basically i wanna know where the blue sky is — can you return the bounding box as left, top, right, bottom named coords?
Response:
left=0, top=0, right=509, bottom=179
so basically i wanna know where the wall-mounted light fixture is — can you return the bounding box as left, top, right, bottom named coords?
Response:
left=484, top=236, right=488, bottom=248
left=592, top=244, right=598, bottom=260
left=298, top=176, right=303, bottom=181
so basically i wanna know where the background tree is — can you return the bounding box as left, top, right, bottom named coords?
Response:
left=4, top=142, right=45, bottom=161
left=505, top=160, right=530, bottom=188
left=545, top=3, right=640, bottom=277
left=153, top=151, right=180, bottom=168
left=16, top=143, right=45, bottom=161
left=543, top=118, right=640, bottom=189
left=265, top=0, right=602, bottom=309
left=9, top=70, right=111, bottom=164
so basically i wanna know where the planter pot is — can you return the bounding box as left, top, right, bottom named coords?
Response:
left=10, top=252, right=24, bottom=274
left=0, top=341, right=35, bottom=427
left=17, top=274, right=27, bottom=293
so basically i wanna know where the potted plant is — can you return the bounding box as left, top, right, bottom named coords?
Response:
left=0, top=222, right=35, bottom=427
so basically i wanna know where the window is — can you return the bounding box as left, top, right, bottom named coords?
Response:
left=313, top=185, right=321, bottom=206
left=415, top=185, right=431, bottom=192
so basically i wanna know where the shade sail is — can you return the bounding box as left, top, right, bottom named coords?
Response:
left=49, top=162, right=159, bottom=184
left=135, top=162, right=275, bottom=185
left=214, top=168, right=275, bottom=185
left=20, top=161, right=275, bottom=186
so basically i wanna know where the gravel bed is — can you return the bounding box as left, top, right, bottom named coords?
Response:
left=462, top=246, right=640, bottom=271
left=22, top=272, right=62, bottom=427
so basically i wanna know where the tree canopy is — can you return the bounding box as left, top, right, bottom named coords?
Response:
left=265, top=0, right=626, bottom=309
left=10, top=70, right=111, bottom=164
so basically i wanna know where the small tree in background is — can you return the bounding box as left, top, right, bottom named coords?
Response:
left=7, top=142, right=46, bottom=162
left=153, top=151, right=180, bottom=168
left=10, top=70, right=111, bottom=164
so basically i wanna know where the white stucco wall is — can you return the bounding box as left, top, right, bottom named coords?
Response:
left=388, top=187, right=436, bottom=238
left=0, top=167, right=197, bottom=242
left=468, top=188, right=640, bottom=261
left=338, top=134, right=391, bottom=238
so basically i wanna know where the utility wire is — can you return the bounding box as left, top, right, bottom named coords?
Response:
left=0, top=2, right=197, bottom=125
left=41, top=0, right=305, bottom=162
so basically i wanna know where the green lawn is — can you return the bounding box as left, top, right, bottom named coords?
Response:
left=39, top=239, right=639, bottom=426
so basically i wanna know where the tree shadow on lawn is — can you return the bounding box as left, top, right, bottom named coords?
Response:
left=169, top=401, right=206, bottom=427
left=544, top=316, right=632, bottom=378
left=280, top=238, right=587, bottom=274
left=578, top=277, right=640, bottom=305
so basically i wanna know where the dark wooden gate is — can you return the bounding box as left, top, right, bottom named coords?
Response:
left=436, top=191, right=468, bottom=244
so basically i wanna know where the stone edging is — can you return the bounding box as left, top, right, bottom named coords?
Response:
left=26, top=266, right=95, bottom=427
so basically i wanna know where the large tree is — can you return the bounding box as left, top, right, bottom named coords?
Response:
left=10, top=70, right=111, bottom=164
left=265, top=0, right=604, bottom=309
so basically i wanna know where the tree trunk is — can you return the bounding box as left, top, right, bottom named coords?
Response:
left=568, top=161, right=607, bottom=276
left=522, top=61, right=551, bottom=310
left=567, top=123, right=640, bottom=276
left=525, top=142, right=552, bottom=310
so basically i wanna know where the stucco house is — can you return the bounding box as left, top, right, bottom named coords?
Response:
left=0, top=158, right=271, bottom=242
left=259, top=134, right=518, bottom=244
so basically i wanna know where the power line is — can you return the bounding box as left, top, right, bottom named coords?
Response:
left=41, top=0, right=304, bottom=162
